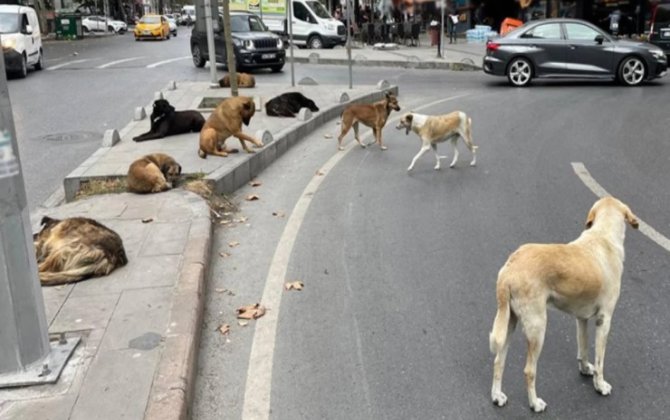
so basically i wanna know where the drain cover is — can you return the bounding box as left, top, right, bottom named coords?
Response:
left=40, top=131, right=100, bottom=143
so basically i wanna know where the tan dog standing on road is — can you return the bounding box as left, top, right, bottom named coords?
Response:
left=199, top=96, right=263, bottom=158
left=396, top=111, right=477, bottom=171
left=34, top=216, right=128, bottom=286
left=219, top=73, right=256, bottom=88
left=127, top=153, right=182, bottom=194
left=489, top=196, right=639, bottom=412
left=337, top=91, right=401, bottom=151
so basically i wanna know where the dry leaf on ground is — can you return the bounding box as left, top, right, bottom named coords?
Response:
left=228, top=241, right=240, bottom=248
left=272, top=211, right=285, bottom=218
left=324, top=134, right=333, bottom=139
left=237, top=303, right=266, bottom=320
left=219, top=251, right=231, bottom=258
left=215, top=288, right=235, bottom=296
left=284, top=281, right=304, bottom=291
left=249, top=180, right=262, bottom=187
left=245, top=194, right=260, bottom=201
left=217, top=324, right=230, bottom=335
left=315, top=170, right=325, bottom=176
left=141, top=218, right=154, bottom=224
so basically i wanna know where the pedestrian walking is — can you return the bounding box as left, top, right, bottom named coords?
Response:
left=448, top=11, right=459, bottom=43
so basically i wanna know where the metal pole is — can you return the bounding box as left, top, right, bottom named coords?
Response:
left=260, top=0, right=263, bottom=20
left=204, top=0, right=219, bottom=88
left=222, top=0, right=238, bottom=95
left=288, top=0, right=295, bottom=87
left=440, top=0, right=445, bottom=58
left=346, top=0, right=352, bottom=89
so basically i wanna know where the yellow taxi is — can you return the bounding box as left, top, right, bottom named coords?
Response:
left=134, top=14, right=171, bottom=40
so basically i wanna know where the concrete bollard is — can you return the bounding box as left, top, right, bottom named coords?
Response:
left=255, top=129, right=273, bottom=146
left=297, top=108, right=312, bottom=121
left=308, top=53, right=320, bottom=64
left=298, top=77, right=318, bottom=86
left=253, top=96, right=262, bottom=112
left=354, top=54, right=367, bottom=64
left=338, top=92, right=350, bottom=103
left=167, top=81, right=177, bottom=90
left=377, top=80, right=390, bottom=90
left=154, top=91, right=164, bottom=100
left=134, top=107, right=146, bottom=121
left=102, top=129, right=121, bottom=147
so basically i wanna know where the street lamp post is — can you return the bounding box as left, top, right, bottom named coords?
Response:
left=287, top=0, right=295, bottom=87
left=204, top=0, right=219, bottom=89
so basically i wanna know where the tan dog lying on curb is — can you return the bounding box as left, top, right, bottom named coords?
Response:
left=219, top=73, right=256, bottom=88
left=127, top=153, right=182, bottom=194
left=34, top=216, right=128, bottom=286
left=199, top=96, right=263, bottom=158
left=396, top=111, right=477, bottom=171
left=337, top=91, right=401, bottom=151
left=489, top=196, right=639, bottom=413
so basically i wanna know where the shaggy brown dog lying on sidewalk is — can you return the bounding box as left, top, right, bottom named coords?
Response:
left=133, top=99, right=205, bottom=142
left=337, top=92, right=401, bottom=151
left=199, top=96, right=263, bottom=158
left=127, top=153, right=182, bottom=194
left=219, top=73, right=256, bottom=88
left=34, top=216, right=128, bottom=286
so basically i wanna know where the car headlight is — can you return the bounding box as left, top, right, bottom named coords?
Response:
left=244, top=40, right=255, bottom=50
left=651, top=49, right=666, bottom=61
left=276, top=38, right=283, bottom=49
left=1, top=38, right=16, bottom=50
left=233, top=38, right=243, bottom=47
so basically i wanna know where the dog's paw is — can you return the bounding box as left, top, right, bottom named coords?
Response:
left=491, top=391, right=507, bottom=407
left=530, top=398, right=547, bottom=413
left=594, top=379, right=612, bottom=396
left=579, top=361, right=595, bottom=376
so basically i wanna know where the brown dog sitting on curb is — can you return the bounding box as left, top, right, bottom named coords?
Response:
left=127, top=153, right=182, bottom=194
left=199, top=96, right=263, bottom=158
left=219, top=73, right=256, bottom=88
left=337, top=91, right=401, bottom=151
left=34, top=216, right=128, bottom=286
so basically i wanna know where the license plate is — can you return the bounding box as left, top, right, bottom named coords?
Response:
left=143, top=30, right=150, bottom=35
left=261, top=53, right=276, bottom=59
left=662, top=29, right=670, bottom=39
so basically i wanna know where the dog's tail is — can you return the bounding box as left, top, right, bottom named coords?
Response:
left=466, top=116, right=478, bottom=152
left=489, top=277, right=511, bottom=355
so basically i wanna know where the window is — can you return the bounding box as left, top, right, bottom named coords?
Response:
left=21, top=13, right=28, bottom=32
left=230, top=15, right=267, bottom=32
left=293, top=2, right=314, bottom=23
left=306, top=1, right=330, bottom=19
left=565, top=23, right=602, bottom=41
left=0, top=13, right=20, bottom=34
left=522, top=23, right=562, bottom=40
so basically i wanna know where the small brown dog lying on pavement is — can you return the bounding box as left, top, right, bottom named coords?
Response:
left=199, top=96, right=263, bottom=158
left=34, top=216, right=128, bottom=286
left=490, top=196, right=639, bottom=413
left=219, top=73, right=256, bottom=88
left=127, top=153, right=182, bottom=194
left=337, top=91, right=401, bottom=151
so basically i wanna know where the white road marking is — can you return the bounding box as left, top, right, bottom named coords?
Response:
left=145, top=56, right=190, bottom=68
left=96, top=57, right=142, bottom=69
left=242, top=93, right=471, bottom=420
left=572, top=162, right=670, bottom=252
left=46, top=59, right=91, bottom=71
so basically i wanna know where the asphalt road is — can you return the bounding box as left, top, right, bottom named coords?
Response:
left=193, top=71, right=670, bottom=419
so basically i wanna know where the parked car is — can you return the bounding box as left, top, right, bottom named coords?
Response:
left=164, top=15, right=178, bottom=37
left=134, top=14, right=171, bottom=41
left=649, top=3, right=670, bottom=57
left=82, top=16, right=127, bottom=33
left=0, top=4, right=44, bottom=78
left=483, top=18, right=668, bottom=87
left=190, top=11, right=285, bottom=72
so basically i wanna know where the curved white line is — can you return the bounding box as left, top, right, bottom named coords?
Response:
left=45, top=59, right=90, bottom=71
left=242, top=93, right=472, bottom=420
left=572, top=162, right=670, bottom=252
left=145, top=56, right=190, bottom=68
left=96, top=57, right=142, bottom=69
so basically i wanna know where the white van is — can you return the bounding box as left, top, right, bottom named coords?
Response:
left=181, top=5, right=195, bottom=26
left=262, top=0, right=345, bottom=49
left=0, top=5, right=43, bottom=78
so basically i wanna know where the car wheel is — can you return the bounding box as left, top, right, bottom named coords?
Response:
left=34, top=49, right=45, bottom=70
left=16, top=54, right=27, bottom=78
left=618, top=56, right=646, bottom=86
left=192, top=45, right=206, bottom=68
left=83, top=26, right=90, bottom=33
left=507, top=57, right=533, bottom=87
left=270, top=65, right=284, bottom=73
left=307, top=35, right=323, bottom=49
left=108, top=25, right=114, bottom=33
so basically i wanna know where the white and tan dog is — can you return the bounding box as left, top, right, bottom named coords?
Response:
left=489, top=196, right=639, bottom=413
left=396, top=111, right=477, bottom=172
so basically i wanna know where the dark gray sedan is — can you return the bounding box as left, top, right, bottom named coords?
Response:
left=483, top=18, right=668, bottom=87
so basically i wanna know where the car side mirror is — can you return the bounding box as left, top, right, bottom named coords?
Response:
left=595, top=34, right=604, bottom=45
left=24, top=24, right=33, bottom=35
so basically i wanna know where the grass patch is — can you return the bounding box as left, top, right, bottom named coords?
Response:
left=198, top=97, right=228, bottom=109
left=182, top=179, right=238, bottom=221
left=75, top=178, right=126, bottom=199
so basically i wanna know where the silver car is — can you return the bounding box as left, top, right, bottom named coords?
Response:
left=483, top=18, right=668, bottom=87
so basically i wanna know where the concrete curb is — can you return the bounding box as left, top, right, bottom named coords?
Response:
left=143, top=190, right=212, bottom=420
left=205, top=85, right=399, bottom=195
left=286, top=56, right=481, bottom=71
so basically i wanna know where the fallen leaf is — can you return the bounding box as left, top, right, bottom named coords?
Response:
left=228, top=241, right=240, bottom=248
left=219, top=251, right=231, bottom=258
left=219, top=220, right=231, bottom=225
left=284, top=281, right=304, bottom=291
left=217, top=324, right=230, bottom=335
left=249, top=180, right=262, bottom=187
left=324, top=134, right=333, bottom=139
left=215, top=288, right=235, bottom=296
left=238, top=320, right=249, bottom=327
left=272, top=211, right=285, bottom=218
left=235, top=217, right=248, bottom=224
left=141, top=218, right=154, bottom=224
left=237, top=303, right=266, bottom=320
left=315, top=170, right=325, bottom=176
left=245, top=194, right=260, bottom=201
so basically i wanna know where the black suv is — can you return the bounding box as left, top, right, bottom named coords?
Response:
left=191, top=11, right=285, bottom=72
left=650, top=4, right=670, bottom=57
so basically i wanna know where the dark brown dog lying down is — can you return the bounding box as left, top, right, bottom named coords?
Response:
left=34, top=216, right=128, bottom=286
left=265, top=92, right=319, bottom=117
left=219, top=72, right=256, bottom=88
left=127, top=153, right=182, bottom=194
left=133, top=99, right=205, bottom=142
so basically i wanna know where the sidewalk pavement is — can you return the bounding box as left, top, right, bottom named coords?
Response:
left=0, top=78, right=398, bottom=420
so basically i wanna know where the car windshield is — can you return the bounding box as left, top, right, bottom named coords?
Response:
left=230, top=15, right=266, bottom=32
left=306, top=1, right=331, bottom=19
left=140, top=16, right=160, bottom=24
left=0, top=13, right=19, bottom=34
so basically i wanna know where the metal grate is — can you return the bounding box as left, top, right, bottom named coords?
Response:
left=253, top=38, right=277, bottom=49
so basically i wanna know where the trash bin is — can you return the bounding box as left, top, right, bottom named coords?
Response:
left=429, top=21, right=439, bottom=46
left=55, top=13, right=83, bottom=40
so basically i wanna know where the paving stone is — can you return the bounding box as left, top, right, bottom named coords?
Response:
left=2, top=394, right=78, bottom=420
left=140, top=221, right=191, bottom=256
left=41, top=285, right=74, bottom=326
left=50, top=293, right=120, bottom=333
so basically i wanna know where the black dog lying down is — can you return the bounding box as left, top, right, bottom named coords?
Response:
left=265, top=92, right=319, bottom=117
left=133, top=99, right=206, bottom=142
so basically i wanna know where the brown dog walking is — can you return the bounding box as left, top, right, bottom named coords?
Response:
left=337, top=92, right=401, bottom=151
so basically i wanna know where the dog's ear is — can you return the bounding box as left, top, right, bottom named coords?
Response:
left=177, top=164, right=182, bottom=176
left=585, top=208, right=596, bottom=229
left=40, top=216, right=55, bottom=227
left=243, top=101, right=252, bottom=111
